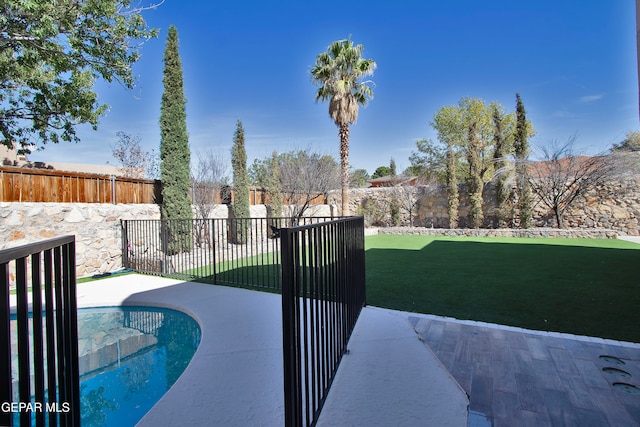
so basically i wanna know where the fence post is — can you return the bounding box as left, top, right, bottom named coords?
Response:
left=211, top=218, right=217, bottom=284
left=110, top=175, right=116, bottom=204
left=162, top=220, right=168, bottom=274
left=281, top=227, right=302, bottom=427
left=121, top=220, right=129, bottom=269
left=63, top=240, right=81, bottom=426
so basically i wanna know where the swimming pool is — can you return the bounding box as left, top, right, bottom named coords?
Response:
left=10, top=306, right=201, bottom=427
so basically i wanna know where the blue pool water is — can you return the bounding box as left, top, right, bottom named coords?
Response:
left=10, top=306, right=201, bottom=427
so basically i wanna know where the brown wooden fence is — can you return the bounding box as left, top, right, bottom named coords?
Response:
left=0, top=166, right=161, bottom=204
left=0, top=166, right=329, bottom=206
left=240, top=188, right=327, bottom=206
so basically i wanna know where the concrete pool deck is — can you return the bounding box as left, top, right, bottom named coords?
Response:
left=70, top=274, right=469, bottom=426
left=618, top=235, right=640, bottom=244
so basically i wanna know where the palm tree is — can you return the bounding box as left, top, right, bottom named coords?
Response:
left=311, top=38, right=376, bottom=215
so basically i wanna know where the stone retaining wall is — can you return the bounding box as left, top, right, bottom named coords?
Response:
left=366, top=227, right=620, bottom=239
left=343, top=177, right=640, bottom=236
left=1, top=202, right=334, bottom=278
left=1, top=203, right=161, bottom=277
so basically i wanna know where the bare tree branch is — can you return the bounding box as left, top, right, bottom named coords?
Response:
left=527, top=137, right=616, bottom=228
left=191, top=148, right=230, bottom=220
left=110, top=131, right=158, bottom=178
left=278, top=149, right=340, bottom=224
left=387, top=178, right=433, bottom=227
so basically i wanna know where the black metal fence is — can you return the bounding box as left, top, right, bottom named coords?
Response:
left=121, top=217, right=335, bottom=290
left=122, top=215, right=366, bottom=426
left=281, top=216, right=366, bottom=427
left=1, top=236, right=80, bottom=427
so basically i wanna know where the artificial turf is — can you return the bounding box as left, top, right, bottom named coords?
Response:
left=365, top=234, right=640, bottom=343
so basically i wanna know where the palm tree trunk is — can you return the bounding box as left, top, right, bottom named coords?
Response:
left=339, top=123, right=350, bottom=215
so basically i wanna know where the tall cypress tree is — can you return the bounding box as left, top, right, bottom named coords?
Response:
left=231, top=119, right=250, bottom=243
left=388, top=157, right=400, bottom=225
left=267, top=151, right=283, bottom=219
left=514, top=93, right=532, bottom=228
left=492, top=105, right=512, bottom=227
left=389, top=157, right=397, bottom=177
left=160, top=25, right=192, bottom=253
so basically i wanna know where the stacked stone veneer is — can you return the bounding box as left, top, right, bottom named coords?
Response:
left=1, top=202, right=334, bottom=278
left=366, top=227, right=619, bottom=239
left=1, top=203, right=161, bottom=278
left=343, top=177, right=640, bottom=236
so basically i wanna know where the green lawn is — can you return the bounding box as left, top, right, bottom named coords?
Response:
left=365, top=235, right=640, bottom=343
left=184, top=251, right=282, bottom=289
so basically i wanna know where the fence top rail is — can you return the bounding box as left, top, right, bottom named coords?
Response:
left=120, top=216, right=340, bottom=223
left=0, top=235, right=75, bottom=263
left=280, top=216, right=363, bottom=233
left=0, top=165, right=159, bottom=184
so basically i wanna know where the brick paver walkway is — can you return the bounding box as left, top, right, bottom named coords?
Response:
left=411, top=316, right=640, bottom=426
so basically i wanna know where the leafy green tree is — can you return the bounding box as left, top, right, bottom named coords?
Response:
left=431, top=105, right=467, bottom=180
left=433, top=105, right=469, bottom=228
left=431, top=105, right=463, bottom=228
left=311, top=37, right=376, bottom=215
left=408, top=138, right=447, bottom=183
left=611, top=131, right=640, bottom=152
left=1, top=0, right=159, bottom=152
left=514, top=93, right=532, bottom=228
left=389, top=158, right=397, bottom=177
left=231, top=119, right=250, bottom=243
left=371, top=165, right=391, bottom=179
left=432, top=97, right=519, bottom=228
left=461, top=97, right=500, bottom=182
left=160, top=25, right=192, bottom=253
left=249, top=157, right=269, bottom=187
left=467, top=121, right=484, bottom=228
left=432, top=98, right=512, bottom=182
left=403, top=165, right=421, bottom=177
left=349, top=168, right=370, bottom=187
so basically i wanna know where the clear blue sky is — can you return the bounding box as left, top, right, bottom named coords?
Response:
left=31, top=0, right=639, bottom=175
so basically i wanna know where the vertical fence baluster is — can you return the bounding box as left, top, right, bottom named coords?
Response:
left=16, top=256, right=32, bottom=427
left=0, top=262, right=11, bottom=427
left=281, top=227, right=301, bottom=426
left=53, top=246, right=66, bottom=421
left=43, top=248, right=57, bottom=427
left=32, top=252, right=46, bottom=427
left=64, top=241, right=80, bottom=427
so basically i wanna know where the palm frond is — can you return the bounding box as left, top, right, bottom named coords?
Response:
left=310, top=37, right=376, bottom=126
